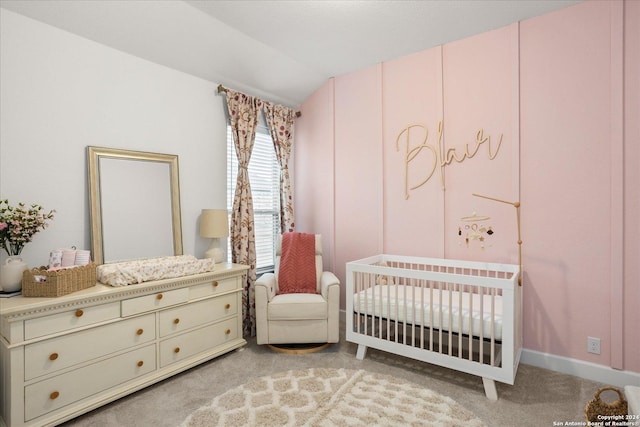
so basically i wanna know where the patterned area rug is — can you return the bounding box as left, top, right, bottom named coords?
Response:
left=180, top=368, right=485, bottom=426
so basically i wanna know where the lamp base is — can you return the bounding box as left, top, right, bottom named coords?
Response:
left=205, top=246, right=224, bottom=263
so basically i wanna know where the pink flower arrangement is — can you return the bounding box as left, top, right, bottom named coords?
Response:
left=0, top=199, right=55, bottom=256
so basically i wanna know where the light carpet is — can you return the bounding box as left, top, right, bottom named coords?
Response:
left=180, top=367, right=485, bottom=427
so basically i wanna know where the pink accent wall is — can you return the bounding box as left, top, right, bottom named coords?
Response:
left=333, top=65, right=384, bottom=305
left=382, top=48, right=444, bottom=257
left=623, top=0, right=640, bottom=373
left=520, top=0, right=614, bottom=367
left=294, top=80, right=335, bottom=272
left=442, top=24, right=519, bottom=264
left=609, top=0, right=625, bottom=371
left=296, top=0, right=639, bottom=373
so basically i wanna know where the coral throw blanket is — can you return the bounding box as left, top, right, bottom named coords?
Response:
left=278, top=232, right=317, bottom=294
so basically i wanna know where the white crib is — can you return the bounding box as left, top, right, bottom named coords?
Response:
left=346, top=254, right=521, bottom=400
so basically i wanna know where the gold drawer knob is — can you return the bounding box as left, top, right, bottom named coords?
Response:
left=173, top=318, right=180, bottom=324
left=174, top=347, right=180, bottom=353
left=225, top=304, right=231, bottom=309
left=50, top=391, right=60, bottom=400
left=225, top=329, right=231, bottom=335
left=156, top=293, right=163, bottom=300
left=75, top=309, right=84, bottom=317
left=213, top=281, right=219, bottom=288
left=137, top=360, right=144, bottom=367
left=136, top=328, right=144, bottom=335
left=49, top=353, right=59, bottom=361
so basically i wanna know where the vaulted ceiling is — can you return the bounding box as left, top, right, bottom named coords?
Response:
left=0, top=0, right=581, bottom=107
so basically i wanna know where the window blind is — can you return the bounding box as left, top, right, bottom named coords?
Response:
left=226, top=124, right=280, bottom=272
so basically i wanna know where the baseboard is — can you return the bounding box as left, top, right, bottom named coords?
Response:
left=521, top=349, right=640, bottom=388
left=340, top=309, right=640, bottom=388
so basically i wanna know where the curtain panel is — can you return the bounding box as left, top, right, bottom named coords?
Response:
left=264, top=102, right=296, bottom=234
left=226, top=89, right=261, bottom=337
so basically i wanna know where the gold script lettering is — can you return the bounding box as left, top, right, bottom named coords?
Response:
left=396, top=124, right=437, bottom=200
left=396, top=120, right=503, bottom=198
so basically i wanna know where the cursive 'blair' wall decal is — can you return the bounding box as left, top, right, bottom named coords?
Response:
left=395, top=120, right=503, bottom=198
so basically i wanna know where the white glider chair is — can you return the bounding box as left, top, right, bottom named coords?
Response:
left=254, top=234, right=340, bottom=346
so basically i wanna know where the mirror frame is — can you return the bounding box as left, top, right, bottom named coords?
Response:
left=87, top=146, right=183, bottom=264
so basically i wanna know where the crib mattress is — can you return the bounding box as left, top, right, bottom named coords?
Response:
left=353, top=284, right=503, bottom=340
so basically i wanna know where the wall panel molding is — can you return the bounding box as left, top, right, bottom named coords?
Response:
left=609, top=0, right=624, bottom=370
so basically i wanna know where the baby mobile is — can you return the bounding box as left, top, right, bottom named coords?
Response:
left=458, top=211, right=494, bottom=250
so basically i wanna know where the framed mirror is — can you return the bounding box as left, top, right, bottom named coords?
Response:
left=87, top=146, right=183, bottom=264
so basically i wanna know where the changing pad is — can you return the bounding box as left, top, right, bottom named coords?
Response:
left=97, top=255, right=217, bottom=287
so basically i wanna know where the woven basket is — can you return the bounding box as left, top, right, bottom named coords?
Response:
left=585, top=386, right=628, bottom=422
left=22, top=263, right=97, bottom=297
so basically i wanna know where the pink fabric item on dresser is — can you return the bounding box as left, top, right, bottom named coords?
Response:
left=277, top=232, right=317, bottom=294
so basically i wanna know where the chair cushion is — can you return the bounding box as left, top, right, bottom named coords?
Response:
left=277, top=232, right=317, bottom=294
left=268, top=293, right=327, bottom=320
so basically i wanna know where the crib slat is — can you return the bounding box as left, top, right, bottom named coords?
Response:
left=369, top=271, right=373, bottom=336
left=438, top=281, right=443, bottom=354
left=479, top=286, right=485, bottom=365
left=429, top=283, right=434, bottom=352
left=458, top=285, right=463, bottom=358
left=448, top=282, right=453, bottom=357
left=394, top=279, right=399, bottom=344
left=386, top=282, right=391, bottom=340
left=490, top=287, right=496, bottom=366
left=355, top=272, right=360, bottom=334
left=412, top=276, right=417, bottom=348
left=420, top=279, right=425, bottom=350
left=402, top=273, right=407, bottom=346
left=364, top=272, right=368, bottom=335
left=378, top=290, right=382, bottom=339
left=468, top=286, right=473, bottom=361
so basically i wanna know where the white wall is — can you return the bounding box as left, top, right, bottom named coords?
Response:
left=0, top=9, right=228, bottom=267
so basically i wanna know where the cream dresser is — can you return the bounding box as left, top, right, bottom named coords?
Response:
left=0, top=263, right=248, bottom=427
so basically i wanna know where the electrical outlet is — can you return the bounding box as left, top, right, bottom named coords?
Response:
left=587, top=337, right=601, bottom=355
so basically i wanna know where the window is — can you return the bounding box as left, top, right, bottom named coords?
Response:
left=226, top=123, right=280, bottom=273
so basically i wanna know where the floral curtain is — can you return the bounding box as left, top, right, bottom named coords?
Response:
left=263, top=102, right=296, bottom=234
left=226, top=89, right=261, bottom=337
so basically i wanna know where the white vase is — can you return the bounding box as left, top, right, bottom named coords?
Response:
left=0, top=256, right=28, bottom=293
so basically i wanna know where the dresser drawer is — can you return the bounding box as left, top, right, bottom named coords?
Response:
left=159, top=317, right=238, bottom=368
left=24, top=344, right=156, bottom=421
left=121, top=288, right=189, bottom=317
left=25, top=314, right=155, bottom=381
left=24, top=302, right=121, bottom=340
left=189, top=277, right=238, bottom=300
left=159, top=293, right=237, bottom=338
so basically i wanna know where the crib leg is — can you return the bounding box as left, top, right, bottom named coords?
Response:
left=356, top=344, right=368, bottom=360
left=482, top=378, right=498, bottom=401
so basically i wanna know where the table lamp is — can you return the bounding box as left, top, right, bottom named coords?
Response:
left=200, top=209, right=229, bottom=263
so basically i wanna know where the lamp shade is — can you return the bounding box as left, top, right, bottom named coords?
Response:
left=200, top=209, right=229, bottom=238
